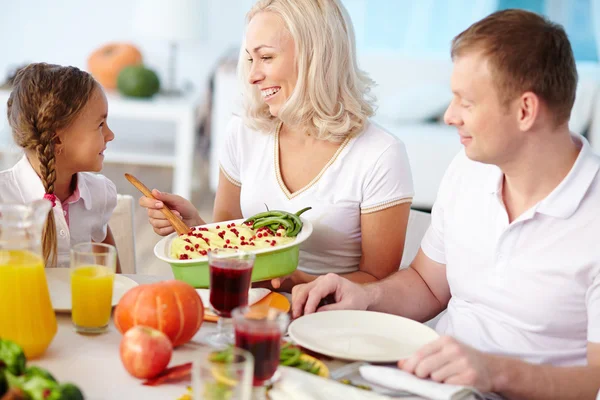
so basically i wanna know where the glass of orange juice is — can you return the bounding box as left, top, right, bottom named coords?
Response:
left=70, top=242, right=117, bottom=334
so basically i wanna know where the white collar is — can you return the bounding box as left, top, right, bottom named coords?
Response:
left=484, top=135, right=600, bottom=219
left=14, top=155, right=93, bottom=210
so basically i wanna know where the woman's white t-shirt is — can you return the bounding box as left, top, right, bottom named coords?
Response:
left=219, top=117, right=414, bottom=275
left=0, top=155, right=117, bottom=267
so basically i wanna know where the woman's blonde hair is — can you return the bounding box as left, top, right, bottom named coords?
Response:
left=7, top=63, right=97, bottom=267
left=239, top=0, right=375, bottom=141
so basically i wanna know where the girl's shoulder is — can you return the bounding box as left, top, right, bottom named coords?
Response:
left=78, top=173, right=117, bottom=204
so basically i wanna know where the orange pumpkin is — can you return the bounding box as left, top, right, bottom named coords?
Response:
left=87, top=43, right=143, bottom=89
left=114, top=280, right=204, bottom=347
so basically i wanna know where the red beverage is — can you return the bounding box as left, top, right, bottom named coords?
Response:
left=209, top=261, right=253, bottom=318
left=235, top=326, right=281, bottom=386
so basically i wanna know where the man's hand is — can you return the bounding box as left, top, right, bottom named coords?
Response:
left=399, top=336, right=496, bottom=392
left=291, top=273, right=372, bottom=319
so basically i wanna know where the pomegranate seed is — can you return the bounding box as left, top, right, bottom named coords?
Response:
left=185, top=245, right=190, bottom=250
left=200, top=250, right=207, bottom=256
left=226, top=239, right=231, bottom=244
left=277, top=233, right=282, bottom=237
left=194, top=244, right=199, bottom=249
left=216, top=225, right=220, bottom=229
left=234, top=246, right=239, bottom=249
left=271, top=242, right=276, bottom=246
left=240, top=236, right=245, bottom=240
left=257, top=233, right=263, bottom=238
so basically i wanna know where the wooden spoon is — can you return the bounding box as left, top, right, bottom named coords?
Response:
left=124, top=173, right=190, bottom=236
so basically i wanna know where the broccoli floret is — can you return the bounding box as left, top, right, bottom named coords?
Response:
left=59, top=383, right=85, bottom=400
left=0, top=370, right=7, bottom=397
left=24, top=366, right=57, bottom=383
left=0, top=339, right=26, bottom=376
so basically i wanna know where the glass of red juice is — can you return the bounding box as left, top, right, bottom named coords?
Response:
left=204, top=248, right=255, bottom=348
left=232, top=305, right=290, bottom=387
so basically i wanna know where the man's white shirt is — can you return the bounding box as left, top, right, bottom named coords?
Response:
left=421, top=135, right=600, bottom=366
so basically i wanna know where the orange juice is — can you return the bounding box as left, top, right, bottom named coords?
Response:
left=71, top=265, right=115, bottom=329
left=0, top=250, right=57, bottom=359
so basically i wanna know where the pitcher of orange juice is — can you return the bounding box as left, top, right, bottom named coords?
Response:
left=0, top=200, right=57, bottom=359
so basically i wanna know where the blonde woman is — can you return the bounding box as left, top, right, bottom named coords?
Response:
left=140, top=0, right=414, bottom=292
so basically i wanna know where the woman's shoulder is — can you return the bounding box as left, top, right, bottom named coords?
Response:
left=351, top=120, right=408, bottom=156
left=226, top=114, right=274, bottom=148
left=229, top=114, right=274, bottom=136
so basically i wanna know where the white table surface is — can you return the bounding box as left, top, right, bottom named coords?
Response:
left=29, top=274, right=426, bottom=400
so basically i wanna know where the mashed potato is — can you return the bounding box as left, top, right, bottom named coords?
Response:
left=170, top=221, right=295, bottom=260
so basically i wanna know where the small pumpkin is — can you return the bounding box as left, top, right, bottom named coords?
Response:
left=114, top=280, right=204, bottom=347
left=87, top=43, right=143, bottom=89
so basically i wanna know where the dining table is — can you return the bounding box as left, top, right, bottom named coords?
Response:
left=30, top=274, right=451, bottom=400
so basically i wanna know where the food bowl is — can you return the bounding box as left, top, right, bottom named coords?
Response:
left=153, top=218, right=313, bottom=288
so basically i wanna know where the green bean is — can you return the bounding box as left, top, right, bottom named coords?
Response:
left=295, top=207, right=312, bottom=217
left=280, top=348, right=301, bottom=366
left=279, top=348, right=298, bottom=361
left=254, top=217, right=294, bottom=231
left=281, top=342, right=292, bottom=350
left=243, top=207, right=312, bottom=238
left=244, top=211, right=286, bottom=224
left=272, top=211, right=303, bottom=237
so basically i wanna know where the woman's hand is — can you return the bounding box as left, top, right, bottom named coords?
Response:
left=138, top=189, right=203, bottom=236
left=252, top=270, right=314, bottom=293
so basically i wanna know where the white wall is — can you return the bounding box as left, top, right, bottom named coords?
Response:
left=0, top=0, right=255, bottom=92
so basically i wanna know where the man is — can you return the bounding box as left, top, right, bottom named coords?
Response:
left=292, top=9, right=600, bottom=400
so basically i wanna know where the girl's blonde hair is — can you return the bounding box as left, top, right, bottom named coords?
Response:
left=239, top=0, right=375, bottom=141
left=6, top=63, right=97, bottom=267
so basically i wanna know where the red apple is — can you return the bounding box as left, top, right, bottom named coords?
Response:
left=120, top=325, right=173, bottom=379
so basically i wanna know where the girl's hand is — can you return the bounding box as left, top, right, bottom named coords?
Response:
left=138, top=189, right=202, bottom=236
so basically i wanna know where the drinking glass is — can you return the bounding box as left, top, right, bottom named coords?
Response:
left=204, top=248, right=255, bottom=348
left=192, top=347, right=254, bottom=400
left=70, top=242, right=117, bottom=334
left=232, top=305, right=290, bottom=387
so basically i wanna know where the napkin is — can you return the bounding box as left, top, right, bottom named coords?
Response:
left=360, top=365, right=485, bottom=400
left=268, top=366, right=395, bottom=400
left=195, top=288, right=270, bottom=317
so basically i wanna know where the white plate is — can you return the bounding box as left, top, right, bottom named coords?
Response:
left=154, top=217, right=313, bottom=264
left=288, top=310, right=439, bottom=362
left=45, top=268, right=139, bottom=313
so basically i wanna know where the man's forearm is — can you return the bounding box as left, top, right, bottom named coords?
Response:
left=364, top=268, right=445, bottom=322
left=492, top=355, right=600, bottom=400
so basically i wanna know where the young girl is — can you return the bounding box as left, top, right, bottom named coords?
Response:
left=0, top=63, right=121, bottom=271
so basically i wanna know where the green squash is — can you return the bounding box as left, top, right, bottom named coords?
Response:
left=117, top=65, right=160, bottom=98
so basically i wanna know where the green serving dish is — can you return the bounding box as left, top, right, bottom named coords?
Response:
left=153, top=218, right=313, bottom=288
